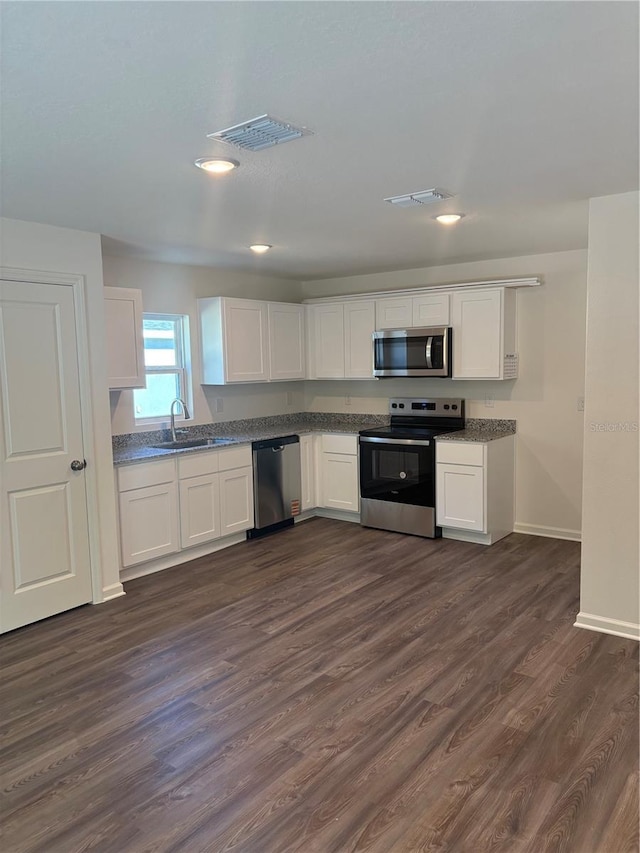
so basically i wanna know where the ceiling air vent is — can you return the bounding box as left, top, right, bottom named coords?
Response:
left=384, top=188, right=454, bottom=208
left=207, top=114, right=311, bottom=151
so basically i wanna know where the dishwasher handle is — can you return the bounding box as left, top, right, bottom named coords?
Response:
left=272, top=445, right=284, bottom=452
left=251, top=434, right=299, bottom=452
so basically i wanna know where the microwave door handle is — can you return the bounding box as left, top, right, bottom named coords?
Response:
left=425, top=337, right=433, bottom=369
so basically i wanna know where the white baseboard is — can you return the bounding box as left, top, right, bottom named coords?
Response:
left=574, top=612, right=640, bottom=641
left=513, top=522, right=581, bottom=542
left=314, top=508, right=360, bottom=524
left=100, top=582, right=125, bottom=602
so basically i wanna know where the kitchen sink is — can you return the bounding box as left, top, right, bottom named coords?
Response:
left=151, top=438, right=225, bottom=450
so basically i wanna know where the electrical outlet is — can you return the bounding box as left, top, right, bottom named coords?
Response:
left=345, top=395, right=352, bottom=406
left=577, top=397, right=585, bottom=412
left=215, top=397, right=224, bottom=414
left=484, top=394, right=494, bottom=408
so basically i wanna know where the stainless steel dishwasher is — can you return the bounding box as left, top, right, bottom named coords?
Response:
left=247, top=434, right=301, bottom=538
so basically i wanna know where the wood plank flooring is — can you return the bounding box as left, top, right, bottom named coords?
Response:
left=1, top=518, right=638, bottom=853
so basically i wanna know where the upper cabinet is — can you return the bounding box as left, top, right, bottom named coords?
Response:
left=307, top=300, right=375, bottom=380
left=376, top=293, right=449, bottom=329
left=104, top=286, right=145, bottom=389
left=199, top=297, right=304, bottom=384
left=451, top=288, right=518, bottom=380
left=268, top=302, right=305, bottom=380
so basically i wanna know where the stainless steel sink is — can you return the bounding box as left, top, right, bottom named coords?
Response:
left=151, top=438, right=221, bottom=450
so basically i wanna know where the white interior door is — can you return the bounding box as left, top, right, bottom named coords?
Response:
left=0, top=279, right=93, bottom=632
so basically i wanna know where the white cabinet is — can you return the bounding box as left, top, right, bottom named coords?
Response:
left=317, top=433, right=359, bottom=513
left=199, top=297, right=306, bottom=384
left=219, top=467, right=254, bottom=534
left=308, top=300, right=375, bottom=379
left=436, top=436, right=515, bottom=544
left=177, top=450, right=221, bottom=549
left=451, top=288, right=518, bottom=380
left=179, top=473, right=221, bottom=548
left=118, top=443, right=254, bottom=569
left=268, top=302, right=305, bottom=380
left=300, top=433, right=317, bottom=511
left=199, top=297, right=269, bottom=384
left=118, top=459, right=179, bottom=567
left=104, top=286, right=145, bottom=389
left=376, top=293, right=449, bottom=329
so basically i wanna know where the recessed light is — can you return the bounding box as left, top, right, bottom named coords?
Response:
left=194, top=157, right=239, bottom=174
left=435, top=213, right=464, bottom=225
left=249, top=244, right=272, bottom=254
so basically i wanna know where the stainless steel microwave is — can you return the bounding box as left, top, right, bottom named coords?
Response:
left=373, top=326, right=452, bottom=378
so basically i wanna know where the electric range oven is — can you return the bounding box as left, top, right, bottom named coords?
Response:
left=359, top=397, right=465, bottom=538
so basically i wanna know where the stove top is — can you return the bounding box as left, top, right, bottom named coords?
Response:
left=359, top=397, right=465, bottom=440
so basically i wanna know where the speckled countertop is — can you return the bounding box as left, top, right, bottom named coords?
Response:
left=436, top=418, right=516, bottom=443
left=112, top=413, right=388, bottom=465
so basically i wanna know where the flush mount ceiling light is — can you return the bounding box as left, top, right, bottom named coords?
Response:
left=435, top=213, right=465, bottom=224
left=384, top=188, right=454, bottom=208
left=194, top=157, right=239, bottom=174
left=249, top=244, right=272, bottom=254
left=208, top=114, right=312, bottom=151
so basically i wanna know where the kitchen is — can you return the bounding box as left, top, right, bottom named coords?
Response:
left=0, top=2, right=638, bottom=851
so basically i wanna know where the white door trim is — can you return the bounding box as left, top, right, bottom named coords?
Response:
left=1, top=266, right=103, bottom=605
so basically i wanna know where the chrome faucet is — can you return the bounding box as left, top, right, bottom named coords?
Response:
left=170, top=398, right=191, bottom=442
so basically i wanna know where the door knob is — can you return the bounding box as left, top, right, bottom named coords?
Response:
left=70, top=459, right=87, bottom=471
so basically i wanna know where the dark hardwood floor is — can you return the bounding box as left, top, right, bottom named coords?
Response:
left=1, top=518, right=638, bottom=853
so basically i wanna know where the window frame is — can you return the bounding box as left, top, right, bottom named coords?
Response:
left=133, top=312, right=192, bottom=426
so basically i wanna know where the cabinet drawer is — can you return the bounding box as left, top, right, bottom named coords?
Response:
left=321, top=433, right=357, bottom=455
left=436, top=441, right=485, bottom=467
left=118, top=458, right=176, bottom=492
left=178, top=450, right=219, bottom=480
left=218, top=444, right=252, bottom=471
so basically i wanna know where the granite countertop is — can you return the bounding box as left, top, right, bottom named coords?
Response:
left=112, top=413, right=387, bottom=466
left=436, top=418, right=516, bottom=443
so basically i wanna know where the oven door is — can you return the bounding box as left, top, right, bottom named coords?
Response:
left=373, top=326, right=451, bottom=378
left=359, top=436, right=436, bottom=506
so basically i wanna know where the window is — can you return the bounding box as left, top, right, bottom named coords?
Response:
left=133, top=314, right=191, bottom=422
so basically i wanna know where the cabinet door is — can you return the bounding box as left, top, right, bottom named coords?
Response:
left=320, top=453, right=359, bottom=512
left=104, top=287, right=145, bottom=389
left=300, top=434, right=316, bottom=511
left=344, top=300, right=375, bottom=378
left=436, top=464, right=485, bottom=531
left=312, top=304, right=345, bottom=378
left=268, top=303, right=305, bottom=380
left=412, top=293, right=450, bottom=327
left=119, top=482, right=179, bottom=566
left=375, top=297, right=412, bottom=330
left=179, top=473, right=221, bottom=549
left=451, top=289, right=502, bottom=379
left=223, top=299, right=269, bottom=382
left=219, top=466, right=254, bottom=534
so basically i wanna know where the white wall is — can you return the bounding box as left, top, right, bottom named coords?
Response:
left=302, top=250, right=588, bottom=539
left=576, top=191, right=639, bottom=639
left=103, top=254, right=305, bottom=434
left=0, top=217, right=122, bottom=601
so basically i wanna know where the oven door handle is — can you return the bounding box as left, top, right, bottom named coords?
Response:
left=425, top=337, right=433, bottom=369
left=359, top=436, right=432, bottom=447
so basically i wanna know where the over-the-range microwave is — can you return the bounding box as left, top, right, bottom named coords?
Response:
left=373, top=326, right=452, bottom=378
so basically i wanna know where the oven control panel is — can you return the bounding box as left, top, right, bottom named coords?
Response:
left=388, top=398, right=465, bottom=418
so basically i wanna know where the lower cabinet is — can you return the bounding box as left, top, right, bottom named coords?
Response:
left=317, top=433, right=359, bottom=514
left=117, top=445, right=253, bottom=568
left=299, top=433, right=317, bottom=511
left=436, top=435, right=514, bottom=544
left=118, top=458, right=179, bottom=566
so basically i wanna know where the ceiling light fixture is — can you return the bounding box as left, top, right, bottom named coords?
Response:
left=194, top=157, right=239, bottom=174
left=435, top=213, right=464, bottom=225
left=249, top=244, right=272, bottom=254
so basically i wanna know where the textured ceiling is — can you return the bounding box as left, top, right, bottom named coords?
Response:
left=1, top=1, right=638, bottom=280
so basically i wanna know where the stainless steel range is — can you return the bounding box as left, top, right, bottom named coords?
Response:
left=359, top=398, right=465, bottom=538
